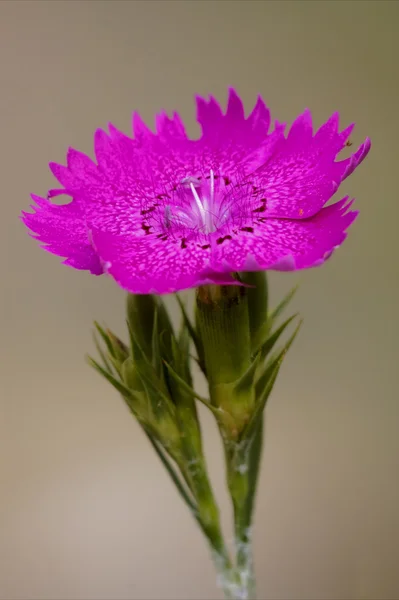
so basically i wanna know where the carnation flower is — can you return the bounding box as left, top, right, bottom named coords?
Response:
left=22, top=88, right=370, bottom=294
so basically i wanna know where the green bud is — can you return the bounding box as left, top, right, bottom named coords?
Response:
left=93, top=322, right=129, bottom=376
left=121, top=357, right=144, bottom=392
left=126, top=293, right=174, bottom=364
left=127, top=293, right=158, bottom=360
left=107, top=329, right=129, bottom=363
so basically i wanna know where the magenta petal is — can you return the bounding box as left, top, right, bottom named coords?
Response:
left=156, top=111, right=187, bottom=141
left=91, top=229, right=234, bottom=294
left=21, top=195, right=103, bottom=274
left=287, top=109, right=313, bottom=145
left=210, top=197, right=358, bottom=273
left=49, top=149, right=99, bottom=191
left=313, top=112, right=340, bottom=144
left=132, top=112, right=155, bottom=142
left=225, top=87, right=245, bottom=122
left=342, top=137, right=372, bottom=179
left=246, top=95, right=271, bottom=138
left=196, top=94, right=224, bottom=139
left=250, top=112, right=370, bottom=219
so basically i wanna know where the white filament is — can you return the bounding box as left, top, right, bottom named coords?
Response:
left=189, top=182, right=207, bottom=224
left=188, top=169, right=216, bottom=233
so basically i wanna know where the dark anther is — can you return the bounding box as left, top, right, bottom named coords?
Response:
left=223, top=176, right=231, bottom=185
left=252, top=198, right=267, bottom=213
left=200, top=244, right=210, bottom=250
left=240, top=226, right=254, bottom=233
left=180, top=238, right=187, bottom=249
left=156, top=234, right=168, bottom=241
left=216, top=235, right=232, bottom=245
left=141, top=223, right=152, bottom=235
left=140, top=205, right=157, bottom=216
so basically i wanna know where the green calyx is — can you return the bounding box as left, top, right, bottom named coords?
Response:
left=195, top=276, right=301, bottom=442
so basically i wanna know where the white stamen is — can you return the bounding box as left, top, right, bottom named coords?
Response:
left=190, top=182, right=206, bottom=225
left=210, top=169, right=215, bottom=209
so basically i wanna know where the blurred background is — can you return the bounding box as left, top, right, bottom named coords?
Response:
left=1, top=1, right=398, bottom=599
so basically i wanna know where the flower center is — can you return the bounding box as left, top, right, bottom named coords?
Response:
left=163, top=170, right=231, bottom=235
left=187, top=169, right=216, bottom=234
left=141, top=169, right=254, bottom=241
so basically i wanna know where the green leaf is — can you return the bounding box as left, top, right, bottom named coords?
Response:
left=92, top=330, right=113, bottom=374
left=268, top=283, right=299, bottom=326
left=176, top=295, right=199, bottom=348
left=245, top=418, right=264, bottom=523
left=94, top=322, right=116, bottom=358
left=87, top=355, right=135, bottom=398
left=255, top=319, right=302, bottom=399
left=177, top=295, right=206, bottom=376
left=233, top=354, right=260, bottom=397
left=176, top=316, right=193, bottom=385
left=127, top=320, right=154, bottom=373
left=253, top=313, right=298, bottom=359
left=245, top=320, right=302, bottom=441
left=163, top=360, right=220, bottom=417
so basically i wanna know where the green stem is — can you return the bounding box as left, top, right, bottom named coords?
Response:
left=226, top=432, right=261, bottom=600
left=174, top=454, right=239, bottom=599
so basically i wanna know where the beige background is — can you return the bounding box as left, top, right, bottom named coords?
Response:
left=1, top=1, right=398, bottom=599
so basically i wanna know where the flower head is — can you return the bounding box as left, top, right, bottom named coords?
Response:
left=21, top=89, right=370, bottom=294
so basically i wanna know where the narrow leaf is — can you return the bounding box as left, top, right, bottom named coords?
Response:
left=255, top=319, right=302, bottom=400
left=86, top=355, right=135, bottom=398
left=177, top=295, right=206, bottom=375
left=176, top=295, right=199, bottom=349
left=233, top=353, right=260, bottom=396
left=94, top=321, right=115, bottom=358
left=245, top=320, right=302, bottom=441
left=244, top=356, right=282, bottom=442
left=177, top=317, right=193, bottom=384
left=127, top=320, right=154, bottom=373
left=163, top=361, right=219, bottom=417
left=268, top=283, right=299, bottom=325
left=246, top=418, right=264, bottom=519
left=253, top=313, right=298, bottom=359
left=92, top=331, right=113, bottom=374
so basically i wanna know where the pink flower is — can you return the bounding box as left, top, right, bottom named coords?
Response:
left=21, top=89, right=370, bottom=294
